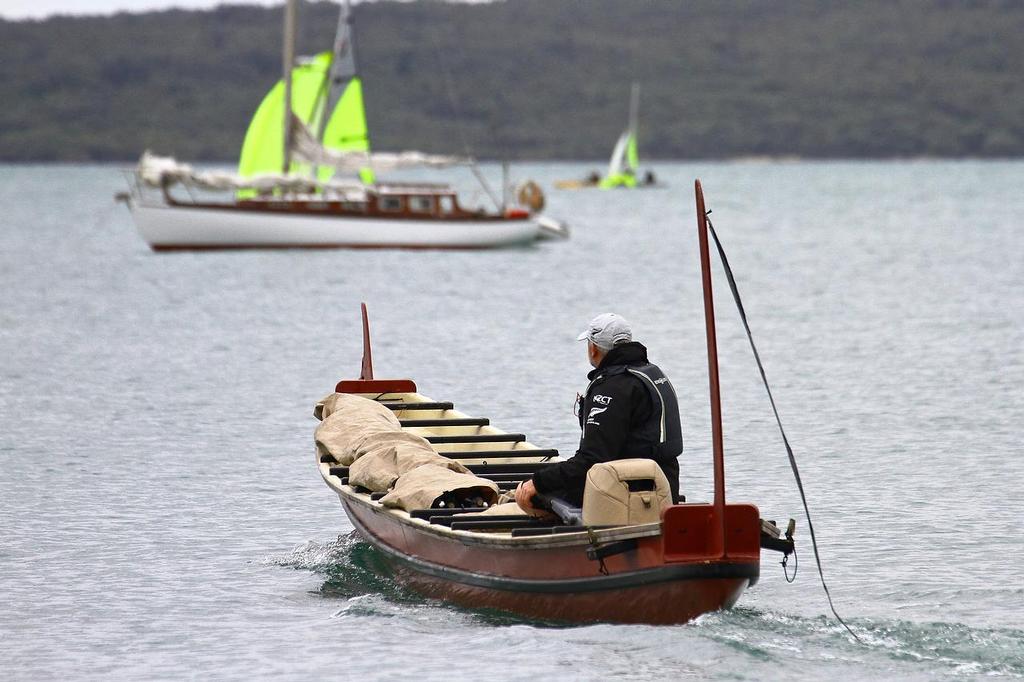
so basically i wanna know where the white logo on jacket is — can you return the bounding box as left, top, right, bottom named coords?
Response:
left=586, top=406, right=608, bottom=425
left=592, top=394, right=612, bottom=405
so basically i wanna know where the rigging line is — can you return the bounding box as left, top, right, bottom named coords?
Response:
left=426, top=25, right=502, bottom=211
left=704, top=212, right=862, bottom=644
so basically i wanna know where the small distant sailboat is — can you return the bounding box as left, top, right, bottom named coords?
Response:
left=120, top=0, right=568, bottom=250
left=555, top=83, right=660, bottom=190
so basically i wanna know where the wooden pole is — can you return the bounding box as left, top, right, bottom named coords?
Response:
left=359, top=302, right=374, bottom=380
left=282, top=0, right=297, bottom=174
left=695, top=179, right=727, bottom=558
left=629, top=81, right=640, bottom=136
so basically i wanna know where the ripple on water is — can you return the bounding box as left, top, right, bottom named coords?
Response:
left=697, top=607, right=1024, bottom=679
left=267, top=533, right=1024, bottom=680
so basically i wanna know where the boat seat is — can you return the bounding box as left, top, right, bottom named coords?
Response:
left=426, top=433, right=526, bottom=444
left=437, top=449, right=558, bottom=460
left=399, top=418, right=489, bottom=427
left=469, top=472, right=534, bottom=482
left=464, top=462, right=553, bottom=474
left=450, top=519, right=560, bottom=532
left=409, top=507, right=489, bottom=519
left=430, top=514, right=535, bottom=527
left=582, top=459, right=672, bottom=526
left=329, top=458, right=552, bottom=475
left=380, top=402, right=454, bottom=411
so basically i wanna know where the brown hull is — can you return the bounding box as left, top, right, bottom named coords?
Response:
left=385, top=558, right=752, bottom=625
left=340, top=493, right=760, bottom=625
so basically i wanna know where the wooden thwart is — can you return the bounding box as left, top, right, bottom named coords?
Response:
left=464, top=462, right=552, bottom=474
left=409, top=507, right=489, bottom=519
left=426, top=433, right=526, bottom=444
left=429, top=514, right=534, bottom=527
left=399, top=417, right=489, bottom=427
left=439, top=449, right=558, bottom=459
left=330, top=463, right=549, bottom=480
left=381, top=401, right=454, bottom=411
left=451, top=519, right=560, bottom=532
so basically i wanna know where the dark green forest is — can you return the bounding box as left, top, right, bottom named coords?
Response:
left=2, top=0, right=1023, bottom=161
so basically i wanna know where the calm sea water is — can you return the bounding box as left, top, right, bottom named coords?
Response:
left=1, top=161, right=1022, bottom=680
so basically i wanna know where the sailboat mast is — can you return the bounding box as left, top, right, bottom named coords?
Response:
left=695, top=179, right=728, bottom=557
left=629, top=81, right=640, bottom=136
left=282, top=0, right=298, bottom=174
left=321, top=0, right=358, bottom=141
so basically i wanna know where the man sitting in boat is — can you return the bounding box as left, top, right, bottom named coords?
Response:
left=515, top=313, right=683, bottom=515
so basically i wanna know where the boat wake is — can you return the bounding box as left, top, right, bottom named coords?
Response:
left=268, top=533, right=580, bottom=626
left=696, top=607, right=1024, bottom=678
left=269, top=532, right=413, bottom=604
left=269, top=537, right=1022, bottom=675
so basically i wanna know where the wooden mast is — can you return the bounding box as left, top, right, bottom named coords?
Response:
left=336, top=303, right=416, bottom=394
left=282, top=0, right=297, bottom=174
left=628, top=81, right=640, bottom=140
left=695, top=179, right=728, bottom=558
left=359, top=302, right=374, bottom=380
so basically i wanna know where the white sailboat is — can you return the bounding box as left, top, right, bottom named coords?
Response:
left=121, top=0, right=568, bottom=250
left=555, top=82, right=659, bottom=190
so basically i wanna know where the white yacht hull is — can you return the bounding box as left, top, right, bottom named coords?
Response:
left=129, top=200, right=546, bottom=250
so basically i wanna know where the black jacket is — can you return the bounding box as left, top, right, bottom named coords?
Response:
left=532, top=342, right=682, bottom=505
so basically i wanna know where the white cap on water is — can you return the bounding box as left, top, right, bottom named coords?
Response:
left=576, top=313, right=633, bottom=351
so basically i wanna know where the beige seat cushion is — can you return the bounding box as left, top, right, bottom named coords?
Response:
left=582, top=459, right=671, bottom=526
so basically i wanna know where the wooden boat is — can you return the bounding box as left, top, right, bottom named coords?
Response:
left=315, top=182, right=793, bottom=623
left=126, top=176, right=560, bottom=251
left=121, top=1, right=569, bottom=250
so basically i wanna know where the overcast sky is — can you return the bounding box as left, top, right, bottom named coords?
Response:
left=0, top=0, right=486, bottom=21
left=0, top=1, right=276, bottom=20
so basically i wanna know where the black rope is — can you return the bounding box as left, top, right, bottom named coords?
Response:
left=782, top=547, right=798, bottom=584
left=705, top=211, right=861, bottom=643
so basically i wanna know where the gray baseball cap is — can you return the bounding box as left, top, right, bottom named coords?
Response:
left=576, top=313, right=632, bottom=350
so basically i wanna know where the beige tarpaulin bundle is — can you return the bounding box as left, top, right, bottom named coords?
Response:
left=349, top=445, right=469, bottom=492
left=314, top=392, right=390, bottom=422
left=313, top=393, right=418, bottom=466
left=478, top=502, right=530, bottom=517
left=314, top=392, right=502, bottom=511
left=581, top=459, right=671, bottom=526
left=380, top=465, right=500, bottom=512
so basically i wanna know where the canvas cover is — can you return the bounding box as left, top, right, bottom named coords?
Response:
left=478, top=502, right=530, bottom=517
left=313, top=393, right=416, bottom=465
left=581, top=459, right=671, bottom=526
left=291, top=119, right=472, bottom=173
left=349, top=444, right=468, bottom=492
left=313, top=391, right=379, bottom=421
left=380, top=465, right=499, bottom=512
left=138, top=152, right=367, bottom=199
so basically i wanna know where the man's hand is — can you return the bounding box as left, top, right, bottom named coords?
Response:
left=514, top=479, right=554, bottom=519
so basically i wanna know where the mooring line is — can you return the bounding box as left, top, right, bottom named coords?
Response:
left=705, top=211, right=861, bottom=643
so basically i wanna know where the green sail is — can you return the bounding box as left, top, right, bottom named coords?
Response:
left=320, top=77, right=374, bottom=184
left=238, top=53, right=332, bottom=183
left=237, top=52, right=374, bottom=192
left=599, top=130, right=638, bottom=188
left=626, top=132, right=639, bottom=172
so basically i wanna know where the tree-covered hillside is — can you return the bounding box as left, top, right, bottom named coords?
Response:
left=1, top=0, right=1022, bottom=161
